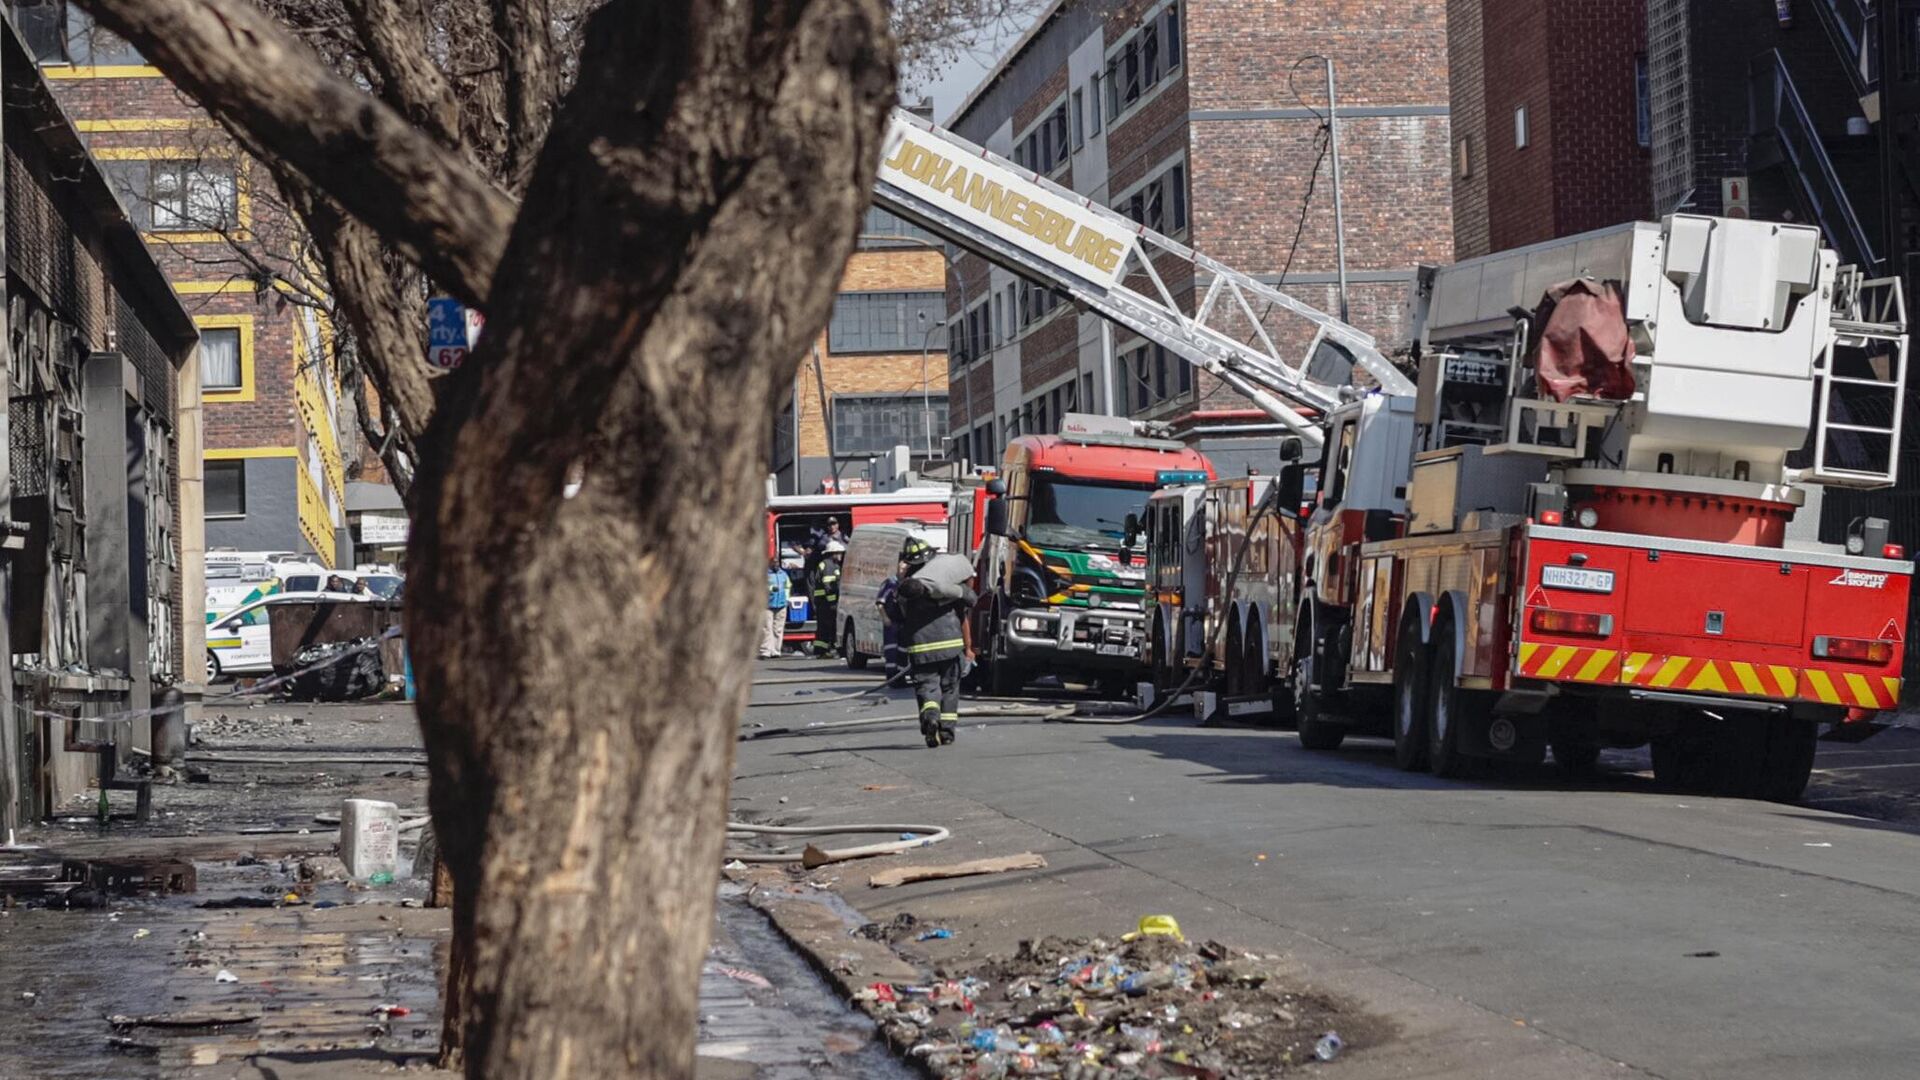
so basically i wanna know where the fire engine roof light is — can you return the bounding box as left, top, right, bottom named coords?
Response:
left=1885, top=543, right=1905, bottom=559
left=1538, top=510, right=1564, bottom=526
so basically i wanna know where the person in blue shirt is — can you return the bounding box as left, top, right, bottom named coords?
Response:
left=762, top=557, right=791, bottom=659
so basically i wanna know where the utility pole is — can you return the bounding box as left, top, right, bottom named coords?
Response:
left=1325, top=57, right=1351, bottom=323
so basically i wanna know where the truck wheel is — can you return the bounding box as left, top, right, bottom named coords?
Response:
left=1243, top=620, right=1271, bottom=702
left=1551, top=738, right=1601, bottom=778
left=988, top=652, right=1026, bottom=696
left=1294, top=607, right=1344, bottom=751
left=843, top=620, right=868, bottom=669
left=1427, top=619, right=1485, bottom=779
left=1754, top=716, right=1817, bottom=802
left=1651, top=734, right=1713, bottom=792
left=1223, top=619, right=1244, bottom=698
left=1391, top=614, right=1430, bottom=772
left=1151, top=612, right=1173, bottom=694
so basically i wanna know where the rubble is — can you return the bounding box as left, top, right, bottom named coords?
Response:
left=849, top=931, right=1382, bottom=1078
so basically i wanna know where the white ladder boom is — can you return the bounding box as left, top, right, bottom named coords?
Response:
left=874, top=109, right=1413, bottom=447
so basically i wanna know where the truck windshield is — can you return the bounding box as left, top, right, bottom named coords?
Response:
left=1026, top=477, right=1154, bottom=550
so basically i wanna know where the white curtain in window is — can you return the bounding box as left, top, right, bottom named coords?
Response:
left=202, top=328, right=241, bottom=389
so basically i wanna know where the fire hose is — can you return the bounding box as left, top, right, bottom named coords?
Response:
left=723, top=821, right=950, bottom=864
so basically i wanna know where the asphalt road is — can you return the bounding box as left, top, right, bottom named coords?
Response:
left=736, top=660, right=1920, bottom=1080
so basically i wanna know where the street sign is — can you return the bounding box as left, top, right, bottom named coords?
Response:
left=427, top=296, right=478, bottom=370
left=359, top=514, right=409, bottom=545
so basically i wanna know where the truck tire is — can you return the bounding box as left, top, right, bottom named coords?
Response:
left=1294, top=605, right=1344, bottom=751
left=1242, top=616, right=1271, bottom=702
left=1651, top=734, right=1714, bottom=792
left=1753, top=716, right=1818, bottom=802
left=988, top=650, right=1026, bottom=696
left=1427, top=618, right=1486, bottom=779
left=1391, top=614, right=1430, bottom=772
left=844, top=620, right=868, bottom=669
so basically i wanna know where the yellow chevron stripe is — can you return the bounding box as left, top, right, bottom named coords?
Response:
left=1537, top=646, right=1580, bottom=678
left=1518, top=642, right=1541, bottom=669
left=1574, top=649, right=1614, bottom=682
left=1844, top=672, right=1878, bottom=709
left=1689, top=662, right=1729, bottom=694
left=1769, top=666, right=1799, bottom=696
left=1620, top=652, right=1653, bottom=682
left=1804, top=669, right=1842, bottom=704
left=1729, top=662, right=1765, bottom=696
left=1649, top=655, right=1691, bottom=688
left=1885, top=677, right=1902, bottom=704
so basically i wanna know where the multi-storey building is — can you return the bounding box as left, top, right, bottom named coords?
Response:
left=16, top=3, right=357, bottom=567
left=0, top=19, right=200, bottom=827
left=770, top=206, right=950, bottom=494
left=941, top=0, right=1453, bottom=463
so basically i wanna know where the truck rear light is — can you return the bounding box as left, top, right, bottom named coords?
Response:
left=1812, top=636, right=1896, bottom=664
left=1529, top=608, right=1613, bottom=638
left=1885, top=544, right=1905, bottom=559
left=1536, top=510, right=1563, bottom=526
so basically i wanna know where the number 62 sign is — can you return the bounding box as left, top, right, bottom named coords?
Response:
left=427, top=296, right=484, bottom=371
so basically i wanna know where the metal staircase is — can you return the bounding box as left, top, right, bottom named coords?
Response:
left=871, top=109, right=1413, bottom=448
left=1751, top=49, right=1884, bottom=270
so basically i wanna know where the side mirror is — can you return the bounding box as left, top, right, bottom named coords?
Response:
left=1123, top=512, right=1141, bottom=549
left=1277, top=463, right=1305, bottom=518
left=985, top=477, right=1007, bottom=496
left=985, top=498, right=1012, bottom=538
left=1279, top=437, right=1303, bottom=463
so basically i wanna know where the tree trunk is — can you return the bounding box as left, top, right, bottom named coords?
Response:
left=403, top=2, right=894, bottom=1076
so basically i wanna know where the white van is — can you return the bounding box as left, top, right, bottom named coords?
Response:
left=838, top=522, right=944, bottom=668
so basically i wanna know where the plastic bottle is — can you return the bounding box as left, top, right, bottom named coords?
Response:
left=1314, top=1032, right=1344, bottom=1062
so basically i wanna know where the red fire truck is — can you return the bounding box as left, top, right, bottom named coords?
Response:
left=1283, top=216, right=1910, bottom=801
left=765, top=488, right=950, bottom=647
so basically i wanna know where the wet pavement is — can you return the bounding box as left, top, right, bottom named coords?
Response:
left=0, top=698, right=903, bottom=1079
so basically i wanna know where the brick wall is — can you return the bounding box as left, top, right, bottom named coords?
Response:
left=791, top=247, right=949, bottom=459
left=1546, top=0, right=1651, bottom=236
left=1481, top=0, right=1556, bottom=249
left=1446, top=0, right=1491, bottom=257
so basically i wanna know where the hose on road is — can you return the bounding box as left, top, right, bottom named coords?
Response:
left=741, top=701, right=1076, bottom=740
left=723, top=821, right=949, bottom=863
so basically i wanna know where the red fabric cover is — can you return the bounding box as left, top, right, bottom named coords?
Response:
left=1531, top=278, right=1636, bottom=402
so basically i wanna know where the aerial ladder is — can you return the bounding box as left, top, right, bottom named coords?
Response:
left=871, top=108, right=1413, bottom=448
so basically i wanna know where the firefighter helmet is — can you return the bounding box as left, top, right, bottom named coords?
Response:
left=823, top=539, right=846, bottom=555
left=900, top=537, right=935, bottom=569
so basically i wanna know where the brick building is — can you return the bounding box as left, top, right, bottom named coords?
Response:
left=1446, top=0, right=1652, bottom=257
left=16, top=3, right=356, bottom=567
left=941, top=0, right=1453, bottom=463
left=769, top=206, right=950, bottom=494
left=0, top=19, right=200, bottom=828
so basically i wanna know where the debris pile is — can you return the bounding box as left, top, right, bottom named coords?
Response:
left=852, top=925, right=1373, bottom=1078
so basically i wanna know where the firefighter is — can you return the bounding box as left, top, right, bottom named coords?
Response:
left=885, top=537, right=975, bottom=748
left=810, top=540, right=845, bottom=657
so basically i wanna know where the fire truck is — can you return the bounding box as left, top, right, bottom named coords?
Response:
left=1287, top=216, right=1910, bottom=801
left=971, top=413, right=1212, bottom=695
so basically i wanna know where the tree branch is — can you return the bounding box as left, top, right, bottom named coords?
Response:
left=491, top=0, right=556, bottom=192
left=78, top=0, right=514, bottom=305
left=342, top=0, right=466, bottom=153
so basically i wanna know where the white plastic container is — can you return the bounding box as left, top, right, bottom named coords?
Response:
left=340, top=798, right=400, bottom=879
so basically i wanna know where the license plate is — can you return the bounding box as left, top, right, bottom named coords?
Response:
left=1096, top=643, right=1135, bottom=656
left=1541, top=566, right=1615, bottom=593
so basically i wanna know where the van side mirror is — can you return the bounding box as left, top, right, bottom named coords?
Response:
left=985, top=498, right=1012, bottom=538
left=985, top=477, right=1007, bottom=496
left=1123, top=512, right=1141, bottom=549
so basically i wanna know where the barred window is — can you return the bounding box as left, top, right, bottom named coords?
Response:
left=832, top=394, right=949, bottom=454
left=828, top=291, right=946, bottom=353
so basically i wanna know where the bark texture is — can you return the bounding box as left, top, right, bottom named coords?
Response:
left=403, top=0, right=894, bottom=1075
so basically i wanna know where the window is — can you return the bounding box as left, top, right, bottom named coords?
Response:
left=1170, top=164, right=1187, bottom=231
left=1090, top=74, right=1103, bottom=134
left=17, top=6, right=147, bottom=66
left=1072, top=91, right=1085, bottom=149
left=1103, top=65, right=1120, bottom=124
left=827, top=290, right=945, bottom=353
left=1123, top=42, right=1141, bottom=104
left=1143, top=24, right=1161, bottom=87
left=206, top=460, right=245, bottom=518
left=861, top=207, right=937, bottom=248
left=1165, top=4, right=1181, bottom=70
left=1514, top=105, right=1530, bottom=150
left=1635, top=55, right=1652, bottom=147
left=832, top=394, right=948, bottom=454
left=151, top=162, right=238, bottom=231
left=202, top=327, right=242, bottom=390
